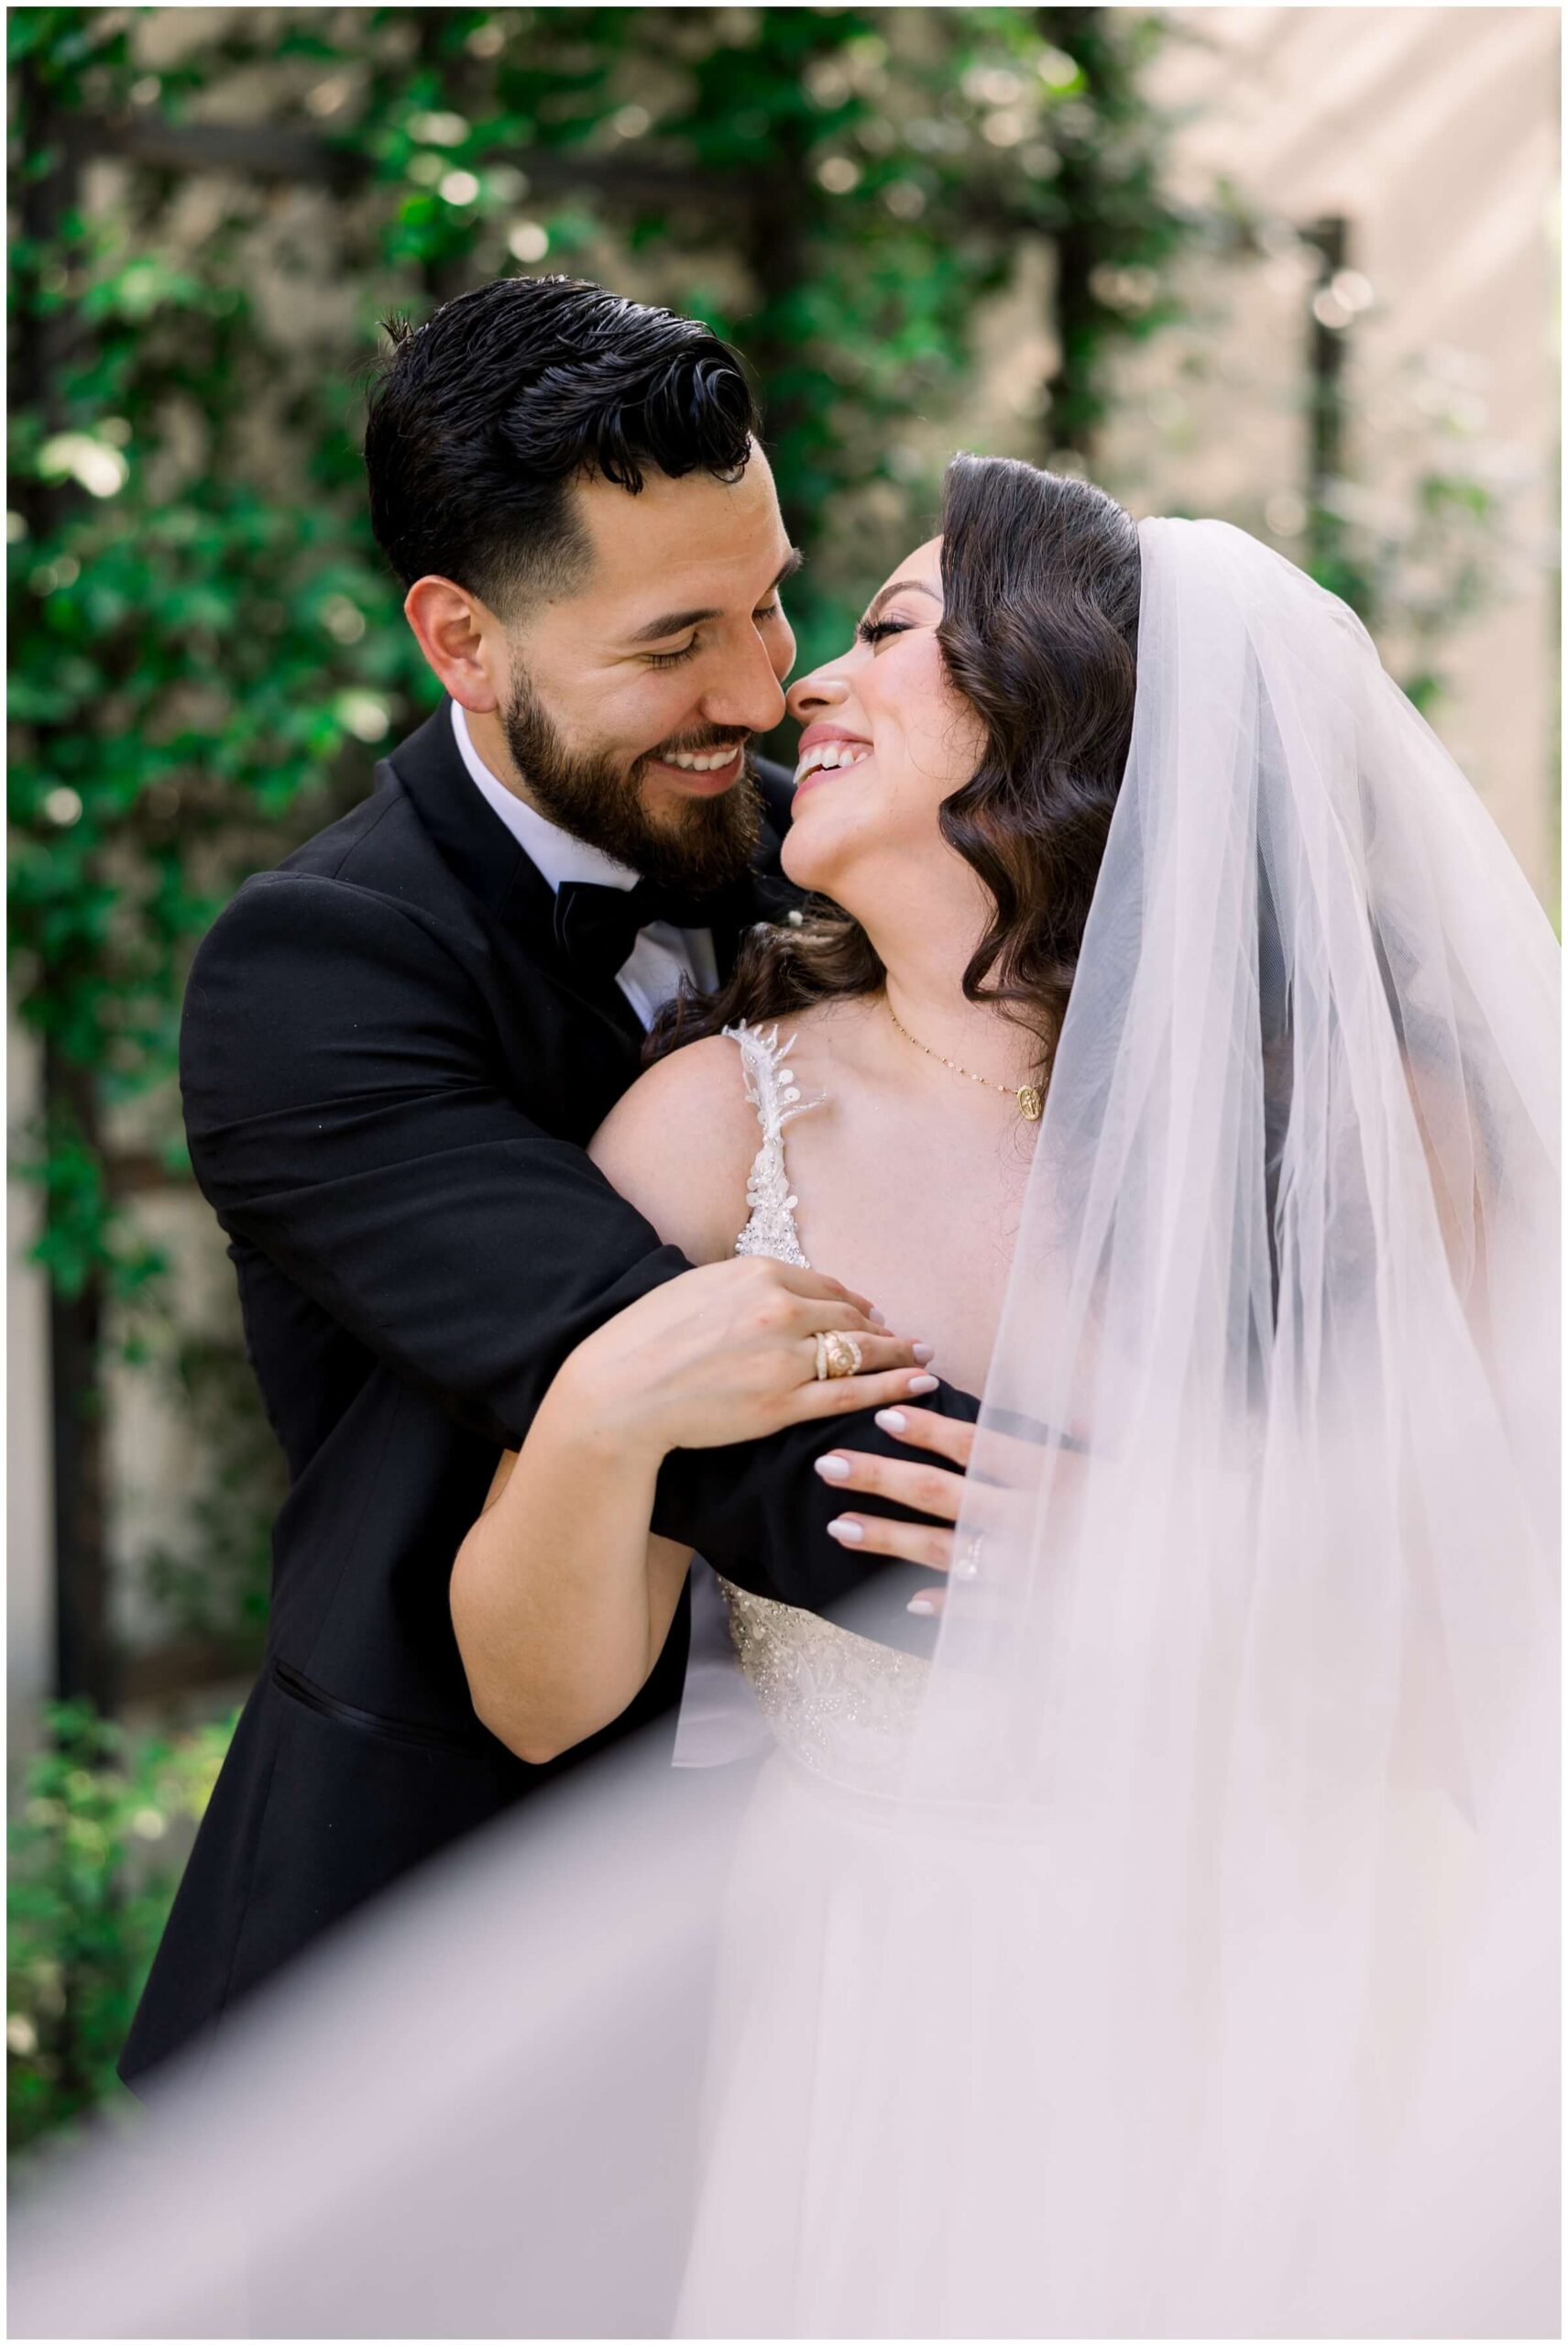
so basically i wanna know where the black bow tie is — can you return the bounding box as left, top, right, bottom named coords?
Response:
left=553, top=875, right=720, bottom=977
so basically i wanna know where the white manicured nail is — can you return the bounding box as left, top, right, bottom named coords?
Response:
left=827, top=1517, right=863, bottom=1543
left=906, top=1595, right=937, bottom=1617
left=875, top=1409, right=907, bottom=1435
left=814, top=1453, right=851, bottom=1482
left=907, top=1374, right=938, bottom=1395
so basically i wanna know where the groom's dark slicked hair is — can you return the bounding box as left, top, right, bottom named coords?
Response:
left=362, top=274, right=761, bottom=615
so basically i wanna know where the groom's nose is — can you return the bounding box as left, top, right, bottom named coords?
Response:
left=699, top=633, right=788, bottom=737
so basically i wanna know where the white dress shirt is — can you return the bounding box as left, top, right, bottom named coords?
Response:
left=451, top=701, right=719, bottom=1029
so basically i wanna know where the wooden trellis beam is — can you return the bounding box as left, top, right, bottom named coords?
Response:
left=76, top=111, right=754, bottom=212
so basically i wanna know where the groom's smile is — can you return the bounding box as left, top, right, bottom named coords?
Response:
left=643, top=737, right=748, bottom=793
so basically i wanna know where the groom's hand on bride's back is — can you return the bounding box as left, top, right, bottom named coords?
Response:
left=554, top=1255, right=942, bottom=1459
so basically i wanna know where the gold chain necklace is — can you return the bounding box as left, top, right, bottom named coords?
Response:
left=885, top=998, right=1045, bottom=1122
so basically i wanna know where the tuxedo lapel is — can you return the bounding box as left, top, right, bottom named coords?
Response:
left=384, top=699, right=554, bottom=934
left=385, top=701, right=648, bottom=1054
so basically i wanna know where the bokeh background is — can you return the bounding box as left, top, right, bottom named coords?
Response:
left=8, top=4, right=1559, bottom=2158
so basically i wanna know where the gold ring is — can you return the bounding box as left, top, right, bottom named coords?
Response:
left=814, top=1330, right=863, bottom=1380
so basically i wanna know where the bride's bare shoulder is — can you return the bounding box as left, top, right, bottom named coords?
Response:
left=587, top=1030, right=768, bottom=1266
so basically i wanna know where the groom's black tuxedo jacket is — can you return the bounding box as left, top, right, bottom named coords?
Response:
left=120, top=699, right=973, bottom=2089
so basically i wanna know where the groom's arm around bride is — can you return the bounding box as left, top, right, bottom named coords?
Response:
left=119, top=274, right=969, bottom=2091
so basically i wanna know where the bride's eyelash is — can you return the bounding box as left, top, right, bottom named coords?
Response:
left=856, top=618, right=910, bottom=647
left=645, top=601, right=784, bottom=669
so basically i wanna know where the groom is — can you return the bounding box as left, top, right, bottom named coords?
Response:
left=120, top=275, right=965, bottom=2088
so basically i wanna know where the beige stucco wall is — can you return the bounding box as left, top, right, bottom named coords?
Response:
left=1097, top=5, right=1560, bottom=905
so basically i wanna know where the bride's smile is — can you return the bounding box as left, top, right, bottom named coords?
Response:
left=779, top=534, right=988, bottom=911
left=791, top=728, right=872, bottom=792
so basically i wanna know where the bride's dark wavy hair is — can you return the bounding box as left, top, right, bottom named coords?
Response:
left=646, top=453, right=1143, bottom=1080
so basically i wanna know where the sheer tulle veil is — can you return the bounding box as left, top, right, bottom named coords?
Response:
left=775, top=515, right=1561, bottom=2334
left=12, top=519, right=1558, bottom=2340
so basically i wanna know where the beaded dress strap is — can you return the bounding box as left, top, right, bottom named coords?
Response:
left=723, top=1021, right=824, bottom=1270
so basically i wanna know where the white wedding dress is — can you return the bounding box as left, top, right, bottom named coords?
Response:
left=674, top=1022, right=950, bottom=2338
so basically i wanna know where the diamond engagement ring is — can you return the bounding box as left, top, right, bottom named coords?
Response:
left=814, top=1330, right=863, bottom=1380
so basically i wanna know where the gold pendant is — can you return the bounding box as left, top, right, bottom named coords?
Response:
left=1017, top=1085, right=1044, bottom=1122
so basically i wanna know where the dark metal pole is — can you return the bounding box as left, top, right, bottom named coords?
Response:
left=1303, top=214, right=1350, bottom=575
left=14, top=60, right=117, bottom=1714
left=43, top=1056, right=115, bottom=1714
left=1039, top=6, right=1106, bottom=460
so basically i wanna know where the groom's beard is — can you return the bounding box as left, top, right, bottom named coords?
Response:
left=502, top=674, right=763, bottom=898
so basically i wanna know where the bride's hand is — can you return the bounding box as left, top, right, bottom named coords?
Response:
left=810, top=1407, right=1092, bottom=1615
left=554, top=1256, right=940, bottom=1458
left=811, top=1408, right=976, bottom=1609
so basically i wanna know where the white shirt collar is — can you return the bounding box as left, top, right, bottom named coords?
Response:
left=450, top=700, right=639, bottom=896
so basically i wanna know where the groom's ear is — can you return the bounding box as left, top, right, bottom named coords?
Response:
left=403, top=575, right=510, bottom=714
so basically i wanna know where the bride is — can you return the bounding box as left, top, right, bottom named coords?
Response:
left=449, top=454, right=1559, bottom=2335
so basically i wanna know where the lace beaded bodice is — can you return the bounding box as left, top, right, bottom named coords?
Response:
left=728, top=1020, right=818, bottom=1267
left=717, top=1022, right=927, bottom=1791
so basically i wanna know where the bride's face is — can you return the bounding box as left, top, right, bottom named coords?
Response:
left=782, top=537, right=987, bottom=903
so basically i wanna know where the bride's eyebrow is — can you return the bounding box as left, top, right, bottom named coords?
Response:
left=861, top=578, right=941, bottom=626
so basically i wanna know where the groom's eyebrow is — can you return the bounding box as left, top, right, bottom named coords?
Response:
left=624, top=547, right=804, bottom=645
